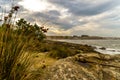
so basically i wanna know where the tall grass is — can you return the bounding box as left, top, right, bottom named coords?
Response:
left=0, top=27, right=34, bottom=80
left=0, top=2, right=48, bottom=79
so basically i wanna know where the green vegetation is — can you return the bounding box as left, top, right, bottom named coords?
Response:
left=0, top=5, right=47, bottom=80
left=0, top=27, right=33, bottom=80
left=16, top=18, right=46, bottom=41
left=48, top=45, right=75, bottom=59
left=27, top=40, right=95, bottom=59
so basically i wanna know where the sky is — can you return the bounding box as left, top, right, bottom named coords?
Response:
left=0, top=0, right=120, bottom=37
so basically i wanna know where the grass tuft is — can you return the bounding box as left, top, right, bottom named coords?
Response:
left=0, top=27, right=33, bottom=80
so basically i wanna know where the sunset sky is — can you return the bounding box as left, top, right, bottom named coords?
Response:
left=0, top=0, right=120, bottom=37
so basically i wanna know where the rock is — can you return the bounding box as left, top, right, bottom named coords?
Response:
left=99, top=47, right=106, bottom=50
left=41, top=53, right=120, bottom=80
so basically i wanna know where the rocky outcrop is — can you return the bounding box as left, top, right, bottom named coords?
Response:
left=42, top=53, right=120, bottom=80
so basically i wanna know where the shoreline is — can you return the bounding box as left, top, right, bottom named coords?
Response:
left=50, top=39, right=120, bottom=55
left=40, top=40, right=120, bottom=80
left=28, top=40, right=120, bottom=80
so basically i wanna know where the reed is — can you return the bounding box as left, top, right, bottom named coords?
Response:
left=0, top=1, right=48, bottom=79
left=0, top=27, right=34, bottom=80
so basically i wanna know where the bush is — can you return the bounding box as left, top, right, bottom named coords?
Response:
left=16, top=18, right=47, bottom=41
left=48, top=46, right=75, bottom=59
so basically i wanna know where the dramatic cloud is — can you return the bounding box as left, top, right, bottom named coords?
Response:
left=48, top=0, right=120, bottom=16
left=1, top=0, right=120, bottom=37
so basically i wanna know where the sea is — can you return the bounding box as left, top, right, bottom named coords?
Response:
left=55, top=39, right=120, bottom=55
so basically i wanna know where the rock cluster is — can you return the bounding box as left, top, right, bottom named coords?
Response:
left=42, top=53, right=120, bottom=80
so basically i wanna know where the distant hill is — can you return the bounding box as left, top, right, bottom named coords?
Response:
left=47, top=35, right=120, bottom=40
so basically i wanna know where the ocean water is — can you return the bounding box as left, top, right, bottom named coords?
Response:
left=56, top=39, right=120, bottom=55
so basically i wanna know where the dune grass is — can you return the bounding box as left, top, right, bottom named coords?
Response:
left=21, top=52, right=57, bottom=80
left=0, top=4, right=49, bottom=79
left=32, top=53, right=56, bottom=68
left=0, top=27, right=34, bottom=80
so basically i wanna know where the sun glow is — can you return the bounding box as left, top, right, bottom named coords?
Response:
left=18, top=0, right=50, bottom=12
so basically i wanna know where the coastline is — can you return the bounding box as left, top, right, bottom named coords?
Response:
left=27, top=39, right=120, bottom=80
left=28, top=39, right=99, bottom=58
left=44, top=40, right=97, bottom=53
left=50, top=39, right=120, bottom=55
left=38, top=40, right=120, bottom=80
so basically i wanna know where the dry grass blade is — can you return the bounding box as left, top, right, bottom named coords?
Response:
left=0, top=27, right=33, bottom=80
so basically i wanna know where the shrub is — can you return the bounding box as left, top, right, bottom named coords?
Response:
left=16, top=18, right=47, bottom=41
left=48, top=46, right=75, bottom=59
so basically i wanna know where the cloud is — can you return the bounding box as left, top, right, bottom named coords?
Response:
left=48, top=0, right=120, bottom=16
left=47, top=26, right=71, bottom=35
left=18, top=0, right=50, bottom=12
left=1, top=0, right=120, bottom=37
left=71, top=22, right=100, bottom=31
